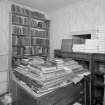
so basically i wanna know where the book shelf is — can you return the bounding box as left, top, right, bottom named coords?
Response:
left=11, top=4, right=50, bottom=66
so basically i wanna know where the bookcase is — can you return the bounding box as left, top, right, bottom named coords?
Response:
left=11, top=4, right=50, bottom=66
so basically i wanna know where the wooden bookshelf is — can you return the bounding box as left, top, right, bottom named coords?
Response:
left=11, top=4, right=50, bottom=66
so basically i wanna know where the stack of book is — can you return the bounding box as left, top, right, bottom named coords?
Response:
left=63, top=59, right=90, bottom=84
left=14, top=58, right=90, bottom=95
left=51, top=58, right=64, bottom=69
left=14, top=58, right=71, bottom=94
left=63, top=60, right=87, bottom=74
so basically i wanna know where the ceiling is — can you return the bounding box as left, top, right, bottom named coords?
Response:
left=9, top=0, right=80, bottom=13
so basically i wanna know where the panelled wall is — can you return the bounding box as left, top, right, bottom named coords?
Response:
left=48, top=0, right=105, bottom=58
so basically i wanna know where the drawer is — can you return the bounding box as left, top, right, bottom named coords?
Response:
left=94, top=54, right=105, bottom=61
left=62, top=52, right=75, bottom=58
left=62, top=52, right=91, bottom=61
left=74, top=53, right=91, bottom=61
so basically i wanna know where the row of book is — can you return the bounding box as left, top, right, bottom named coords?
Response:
left=12, top=46, right=48, bottom=57
left=12, top=47, right=24, bottom=57
left=30, top=19, right=47, bottom=29
left=12, top=15, right=29, bottom=26
left=12, top=25, right=48, bottom=38
left=11, top=4, right=46, bottom=19
left=12, top=26, right=29, bottom=35
left=12, top=36, right=31, bottom=46
left=11, top=4, right=29, bottom=16
left=37, top=21, right=47, bottom=29
left=30, top=19, right=37, bottom=28
left=13, top=58, right=90, bottom=94
left=30, top=29, right=47, bottom=38
left=24, top=46, right=48, bottom=56
left=12, top=36, right=19, bottom=45
left=12, top=35, right=49, bottom=46
left=24, top=46, right=32, bottom=56
left=32, top=38, right=49, bottom=46
left=31, top=47, right=48, bottom=55
left=12, top=14, right=47, bottom=29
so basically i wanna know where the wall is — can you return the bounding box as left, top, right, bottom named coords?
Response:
left=48, top=0, right=105, bottom=58
left=0, top=0, right=10, bottom=95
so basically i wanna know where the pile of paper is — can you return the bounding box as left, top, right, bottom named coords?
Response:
left=14, top=58, right=71, bottom=94
left=72, top=44, right=85, bottom=52
left=97, top=26, right=105, bottom=53
left=85, top=39, right=99, bottom=53
left=14, top=57, right=90, bottom=95
left=72, top=26, right=105, bottom=53
left=51, top=58, right=64, bottom=69
left=98, top=40, right=105, bottom=53
left=21, top=56, right=45, bottom=65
